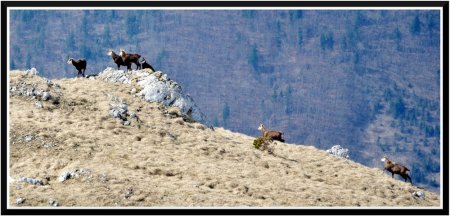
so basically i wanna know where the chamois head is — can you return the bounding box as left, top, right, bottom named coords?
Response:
left=257, top=123, right=264, bottom=131
left=67, top=58, right=73, bottom=64
left=107, top=49, right=113, bottom=56
left=119, top=49, right=126, bottom=56
left=381, top=156, right=388, bottom=162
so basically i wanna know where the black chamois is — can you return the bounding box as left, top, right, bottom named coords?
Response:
left=139, top=58, right=156, bottom=72
left=67, top=58, right=87, bottom=77
left=107, top=49, right=130, bottom=70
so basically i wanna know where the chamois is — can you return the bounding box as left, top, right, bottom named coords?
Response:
left=258, top=123, right=285, bottom=142
left=119, top=49, right=141, bottom=70
left=107, top=49, right=130, bottom=70
left=140, top=58, right=155, bottom=72
left=67, top=58, right=87, bottom=77
left=381, top=156, right=412, bottom=184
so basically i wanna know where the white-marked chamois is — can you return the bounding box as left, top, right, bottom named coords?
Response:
left=67, top=58, right=87, bottom=77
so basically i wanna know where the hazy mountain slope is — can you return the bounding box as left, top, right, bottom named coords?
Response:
left=8, top=71, right=439, bottom=207
left=9, top=9, right=441, bottom=191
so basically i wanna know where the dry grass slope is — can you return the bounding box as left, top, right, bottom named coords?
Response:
left=8, top=71, right=439, bottom=207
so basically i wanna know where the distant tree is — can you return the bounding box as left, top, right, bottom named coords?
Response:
left=354, top=11, right=370, bottom=28
left=285, top=85, right=294, bottom=114
left=222, top=103, right=230, bottom=125
left=81, top=11, right=89, bottom=38
left=426, top=14, right=437, bottom=36
left=411, top=164, right=426, bottom=184
left=19, top=10, right=34, bottom=22
left=297, top=28, right=303, bottom=48
left=434, top=125, right=440, bottom=137
left=431, top=147, right=439, bottom=156
left=390, top=97, right=406, bottom=119
left=102, top=26, right=112, bottom=48
left=36, top=29, right=45, bottom=50
left=248, top=44, right=259, bottom=73
left=126, top=14, right=139, bottom=37
left=274, top=21, right=283, bottom=49
left=213, top=117, right=219, bottom=127
left=342, top=26, right=360, bottom=51
left=66, top=31, right=75, bottom=50
left=425, top=14, right=439, bottom=46
left=372, top=100, right=384, bottom=114
left=383, top=88, right=393, bottom=101
left=111, top=10, right=118, bottom=19
left=243, top=10, right=256, bottom=19
left=353, top=51, right=360, bottom=65
left=25, top=53, right=31, bottom=69
left=425, top=157, right=440, bottom=173
left=289, top=10, right=303, bottom=22
left=10, top=59, right=16, bottom=70
left=320, top=32, right=334, bottom=50
left=394, top=27, right=402, bottom=50
left=80, top=42, right=92, bottom=60
left=272, top=88, right=278, bottom=102
left=12, top=45, right=20, bottom=57
left=410, top=15, right=421, bottom=35
left=156, top=49, right=167, bottom=68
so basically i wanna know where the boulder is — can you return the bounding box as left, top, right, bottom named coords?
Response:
left=26, top=67, right=39, bottom=76
left=16, top=198, right=25, bottom=204
left=19, top=177, right=44, bottom=185
left=42, top=92, right=51, bottom=101
left=326, top=145, right=350, bottom=159
left=413, top=191, right=425, bottom=198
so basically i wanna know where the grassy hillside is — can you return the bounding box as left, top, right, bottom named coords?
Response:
left=8, top=71, right=439, bottom=207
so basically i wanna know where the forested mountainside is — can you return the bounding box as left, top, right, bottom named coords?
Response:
left=9, top=9, right=441, bottom=191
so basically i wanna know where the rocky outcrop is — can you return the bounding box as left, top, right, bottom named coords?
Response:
left=326, top=145, right=350, bottom=159
left=9, top=69, right=62, bottom=108
left=98, top=67, right=210, bottom=127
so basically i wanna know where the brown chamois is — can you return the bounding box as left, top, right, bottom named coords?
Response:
left=258, top=123, right=285, bottom=142
left=107, top=49, right=130, bottom=70
left=67, top=58, right=87, bottom=77
left=119, top=49, right=141, bottom=70
left=381, top=156, right=412, bottom=184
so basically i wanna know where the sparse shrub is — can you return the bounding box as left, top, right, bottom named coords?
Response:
left=253, top=136, right=273, bottom=153
left=253, top=137, right=265, bottom=149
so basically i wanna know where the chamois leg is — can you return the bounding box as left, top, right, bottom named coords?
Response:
left=403, top=174, right=413, bottom=184
left=401, top=173, right=410, bottom=183
left=134, top=61, right=141, bottom=70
